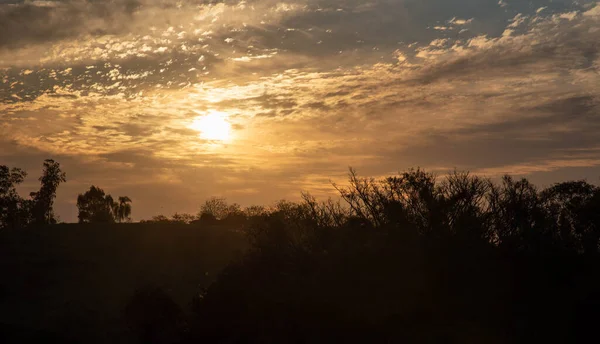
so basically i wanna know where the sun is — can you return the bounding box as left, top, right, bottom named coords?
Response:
left=189, top=110, right=232, bottom=141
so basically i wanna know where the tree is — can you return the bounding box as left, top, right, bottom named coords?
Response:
left=29, top=159, right=66, bottom=225
left=77, top=186, right=132, bottom=224
left=77, top=186, right=114, bottom=223
left=198, top=197, right=241, bottom=220
left=171, top=213, right=195, bottom=224
left=0, top=165, right=28, bottom=230
left=113, top=196, right=133, bottom=223
left=488, top=176, right=550, bottom=251
left=541, top=181, right=600, bottom=252
left=244, top=205, right=268, bottom=218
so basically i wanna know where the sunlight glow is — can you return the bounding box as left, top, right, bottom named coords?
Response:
left=189, top=110, right=232, bottom=141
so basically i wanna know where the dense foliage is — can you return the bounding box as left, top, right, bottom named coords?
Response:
left=182, top=169, right=600, bottom=344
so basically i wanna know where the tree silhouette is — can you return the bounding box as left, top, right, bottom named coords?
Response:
left=76, top=186, right=114, bottom=223
left=198, top=197, right=241, bottom=220
left=0, top=165, right=28, bottom=230
left=77, top=186, right=132, bottom=224
left=243, top=205, right=268, bottom=218
left=541, top=180, right=599, bottom=252
left=29, top=159, right=66, bottom=225
left=1, top=160, right=67, bottom=229
left=171, top=213, right=195, bottom=224
left=113, top=196, right=133, bottom=223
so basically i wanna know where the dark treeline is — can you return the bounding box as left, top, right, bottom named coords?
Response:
left=132, top=169, right=600, bottom=344
left=3, top=161, right=600, bottom=343
left=140, top=196, right=265, bottom=226
left=0, top=160, right=133, bottom=228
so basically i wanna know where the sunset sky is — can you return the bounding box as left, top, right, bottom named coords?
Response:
left=1, top=0, right=600, bottom=222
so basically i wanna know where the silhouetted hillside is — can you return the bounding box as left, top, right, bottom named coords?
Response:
left=3, top=166, right=600, bottom=344
left=0, top=223, right=246, bottom=343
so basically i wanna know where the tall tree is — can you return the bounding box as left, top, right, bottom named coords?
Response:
left=113, top=196, right=133, bottom=223
left=0, top=165, right=28, bottom=230
left=30, top=159, right=66, bottom=225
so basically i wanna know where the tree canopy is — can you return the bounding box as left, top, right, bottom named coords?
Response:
left=77, top=186, right=132, bottom=223
left=0, top=159, right=66, bottom=229
left=186, top=168, right=600, bottom=344
left=29, top=159, right=66, bottom=225
left=0, top=165, right=28, bottom=230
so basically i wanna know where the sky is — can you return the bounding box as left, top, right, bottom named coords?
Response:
left=1, top=0, right=600, bottom=222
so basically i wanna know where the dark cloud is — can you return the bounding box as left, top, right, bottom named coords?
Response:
left=0, top=0, right=141, bottom=49
left=374, top=95, right=600, bottom=172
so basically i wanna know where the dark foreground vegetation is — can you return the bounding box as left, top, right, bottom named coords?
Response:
left=2, top=161, right=600, bottom=343
left=183, top=170, right=600, bottom=344
left=0, top=223, right=246, bottom=343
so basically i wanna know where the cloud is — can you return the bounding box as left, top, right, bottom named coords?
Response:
left=2, top=0, right=600, bottom=221
left=0, top=0, right=140, bottom=48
